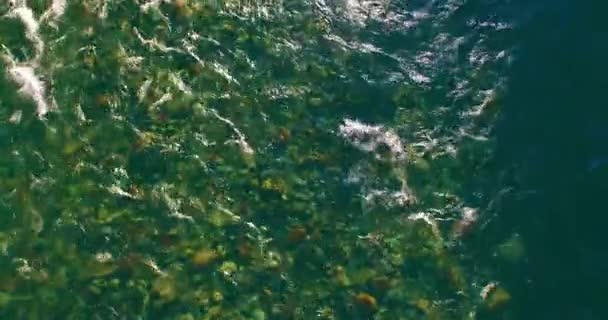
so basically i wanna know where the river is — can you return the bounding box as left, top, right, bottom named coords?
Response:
left=0, top=0, right=605, bottom=319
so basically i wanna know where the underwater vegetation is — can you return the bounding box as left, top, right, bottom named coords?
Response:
left=0, top=0, right=522, bottom=319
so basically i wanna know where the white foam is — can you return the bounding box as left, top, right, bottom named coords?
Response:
left=143, top=258, right=166, bottom=275
left=40, top=0, right=67, bottom=25
left=178, top=33, right=240, bottom=85
left=453, top=206, right=480, bottom=237
left=116, top=44, right=144, bottom=71
left=139, top=0, right=170, bottom=25
left=363, top=189, right=413, bottom=207
left=211, top=61, right=239, bottom=85
left=340, top=119, right=416, bottom=207
left=169, top=72, right=192, bottom=95
left=210, top=109, right=254, bottom=155
left=407, top=69, right=431, bottom=84
left=74, top=103, right=87, bottom=122
left=461, top=207, right=479, bottom=224
left=458, top=128, right=489, bottom=142
left=133, top=27, right=182, bottom=53
left=99, top=0, right=109, bottom=19
left=344, top=0, right=388, bottom=27
left=140, top=0, right=170, bottom=12
left=464, top=89, right=495, bottom=118
left=4, top=4, right=44, bottom=61
left=107, top=185, right=140, bottom=199
left=7, top=5, right=38, bottom=33
left=339, top=118, right=406, bottom=161
left=152, top=183, right=194, bottom=222
left=5, top=63, right=51, bottom=117
left=138, top=79, right=153, bottom=103
left=150, top=92, right=173, bottom=110
left=408, top=211, right=442, bottom=239
left=2, top=0, right=70, bottom=118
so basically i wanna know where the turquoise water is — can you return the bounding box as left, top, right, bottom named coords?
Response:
left=0, top=0, right=605, bottom=319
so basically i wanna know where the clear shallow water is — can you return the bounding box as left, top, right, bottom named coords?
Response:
left=0, top=0, right=603, bottom=319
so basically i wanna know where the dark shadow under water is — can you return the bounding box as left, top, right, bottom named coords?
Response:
left=492, top=0, right=608, bottom=318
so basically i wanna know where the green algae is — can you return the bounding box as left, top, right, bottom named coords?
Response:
left=0, top=1, right=519, bottom=319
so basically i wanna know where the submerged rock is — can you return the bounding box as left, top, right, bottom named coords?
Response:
left=354, top=292, right=378, bottom=310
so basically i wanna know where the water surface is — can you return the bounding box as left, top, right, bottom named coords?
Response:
left=1, top=0, right=598, bottom=319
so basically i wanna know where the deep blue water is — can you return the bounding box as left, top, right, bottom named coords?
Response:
left=491, top=1, right=608, bottom=318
